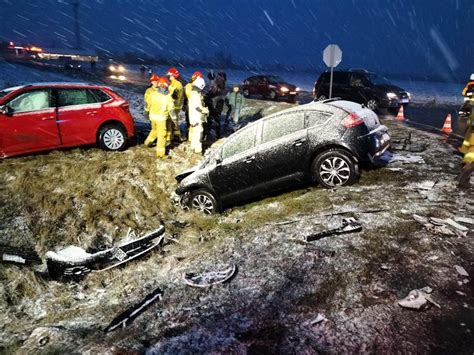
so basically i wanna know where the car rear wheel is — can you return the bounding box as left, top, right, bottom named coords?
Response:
left=366, top=99, right=379, bottom=111
left=269, top=91, right=277, bottom=100
left=189, top=189, right=219, bottom=215
left=98, top=124, right=127, bottom=151
left=312, top=149, right=358, bottom=188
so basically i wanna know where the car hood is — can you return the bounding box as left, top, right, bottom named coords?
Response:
left=373, top=84, right=406, bottom=94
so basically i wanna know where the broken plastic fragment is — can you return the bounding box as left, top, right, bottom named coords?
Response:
left=305, top=218, right=362, bottom=242
left=454, top=265, right=469, bottom=277
left=183, top=264, right=236, bottom=288
left=398, top=287, right=440, bottom=310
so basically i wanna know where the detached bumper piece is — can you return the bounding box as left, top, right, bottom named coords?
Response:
left=46, top=226, right=165, bottom=280
left=305, top=218, right=362, bottom=242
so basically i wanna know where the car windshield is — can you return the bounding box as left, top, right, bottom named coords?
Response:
left=267, top=76, right=285, bottom=84
left=368, top=74, right=391, bottom=86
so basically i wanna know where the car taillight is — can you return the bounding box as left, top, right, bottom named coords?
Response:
left=342, top=113, right=364, bottom=128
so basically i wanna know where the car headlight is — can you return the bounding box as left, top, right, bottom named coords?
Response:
left=407, top=92, right=411, bottom=98
left=118, top=65, right=125, bottom=72
left=280, top=87, right=289, bottom=92
left=296, top=87, right=300, bottom=92
left=110, top=75, right=117, bottom=79
left=109, top=65, right=116, bottom=71
left=119, top=75, right=126, bottom=81
left=387, top=92, right=397, bottom=99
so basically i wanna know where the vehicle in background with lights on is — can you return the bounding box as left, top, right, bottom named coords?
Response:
left=313, top=69, right=411, bottom=113
left=104, top=60, right=127, bottom=81
left=242, top=75, right=300, bottom=102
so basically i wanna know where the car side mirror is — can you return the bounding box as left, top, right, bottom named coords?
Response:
left=0, top=105, right=13, bottom=116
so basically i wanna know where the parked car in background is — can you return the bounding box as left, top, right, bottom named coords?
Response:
left=313, top=69, right=410, bottom=112
left=0, top=82, right=135, bottom=158
left=63, top=60, right=82, bottom=72
left=175, top=99, right=390, bottom=214
left=243, top=75, right=300, bottom=102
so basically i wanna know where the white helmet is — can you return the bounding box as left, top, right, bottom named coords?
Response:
left=193, top=77, right=205, bottom=90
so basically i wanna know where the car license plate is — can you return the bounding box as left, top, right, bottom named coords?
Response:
left=400, top=99, right=409, bottom=103
left=112, top=248, right=127, bottom=261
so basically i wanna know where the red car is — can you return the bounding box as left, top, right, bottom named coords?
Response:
left=0, top=83, right=135, bottom=158
left=242, top=75, right=300, bottom=102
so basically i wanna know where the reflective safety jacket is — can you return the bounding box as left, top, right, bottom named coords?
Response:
left=144, top=86, right=156, bottom=113
left=148, top=89, right=176, bottom=122
left=169, top=78, right=184, bottom=110
left=188, top=88, right=207, bottom=125
left=460, top=114, right=474, bottom=164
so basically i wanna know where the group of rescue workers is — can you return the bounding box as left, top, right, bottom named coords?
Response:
left=142, top=68, right=245, bottom=158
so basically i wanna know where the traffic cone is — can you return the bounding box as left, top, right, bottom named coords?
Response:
left=396, top=106, right=405, bottom=121
left=440, top=114, right=453, bottom=134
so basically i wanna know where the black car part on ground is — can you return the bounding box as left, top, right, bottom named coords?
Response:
left=0, top=244, right=42, bottom=265
left=46, top=226, right=165, bottom=280
left=305, top=218, right=362, bottom=242
left=105, top=287, right=163, bottom=332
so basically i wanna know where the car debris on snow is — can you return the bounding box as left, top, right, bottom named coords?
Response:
left=454, top=265, right=469, bottom=277
left=453, top=216, right=474, bottom=225
left=398, top=286, right=440, bottom=310
left=0, top=244, right=42, bottom=265
left=407, top=180, right=437, bottom=191
left=310, top=313, right=326, bottom=325
left=391, top=133, right=428, bottom=153
left=104, top=287, right=163, bottom=333
left=305, top=218, right=362, bottom=242
left=381, top=151, right=426, bottom=165
left=413, top=215, right=471, bottom=237
left=183, top=264, right=237, bottom=288
left=46, top=226, right=165, bottom=279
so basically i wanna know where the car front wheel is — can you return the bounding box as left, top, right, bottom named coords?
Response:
left=312, top=149, right=358, bottom=188
left=98, top=124, right=127, bottom=151
left=189, top=189, right=219, bottom=214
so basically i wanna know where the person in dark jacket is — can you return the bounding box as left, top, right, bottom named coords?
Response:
left=225, top=84, right=245, bottom=130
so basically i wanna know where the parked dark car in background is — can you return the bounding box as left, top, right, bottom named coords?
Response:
left=313, top=69, right=411, bottom=112
left=243, top=75, right=300, bottom=102
left=175, top=99, right=390, bottom=214
left=0, top=82, right=135, bottom=158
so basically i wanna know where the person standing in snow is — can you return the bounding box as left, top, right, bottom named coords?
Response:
left=184, top=71, right=205, bottom=140
left=144, top=77, right=177, bottom=158
left=225, top=84, right=245, bottom=130
left=143, top=74, right=160, bottom=145
left=188, top=77, right=209, bottom=154
left=458, top=103, right=474, bottom=188
left=167, top=67, right=184, bottom=142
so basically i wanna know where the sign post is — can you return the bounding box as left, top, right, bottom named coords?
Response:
left=323, top=44, right=342, bottom=99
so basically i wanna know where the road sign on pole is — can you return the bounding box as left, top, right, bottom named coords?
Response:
left=323, top=44, right=342, bottom=99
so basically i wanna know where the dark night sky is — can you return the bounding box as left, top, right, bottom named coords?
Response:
left=0, top=0, right=471, bottom=79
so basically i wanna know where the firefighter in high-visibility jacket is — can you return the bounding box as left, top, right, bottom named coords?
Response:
left=184, top=71, right=204, bottom=138
left=167, top=68, right=184, bottom=142
left=143, top=74, right=160, bottom=146
left=144, top=77, right=177, bottom=158
left=458, top=105, right=474, bottom=188
left=188, top=77, right=208, bottom=154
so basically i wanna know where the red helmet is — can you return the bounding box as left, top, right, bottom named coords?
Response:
left=191, top=71, right=204, bottom=81
left=167, top=68, right=180, bottom=78
left=157, top=76, right=170, bottom=88
left=150, top=74, right=160, bottom=82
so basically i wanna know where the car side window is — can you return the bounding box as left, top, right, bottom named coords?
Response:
left=222, top=125, right=257, bottom=160
left=333, top=73, right=349, bottom=85
left=262, top=112, right=305, bottom=144
left=57, top=89, right=97, bottom=107
left=7, top=90, right=51, bottom=113
left=89, top=89, right=111, bottom=103
left=306, top=111, right=333, bottom=128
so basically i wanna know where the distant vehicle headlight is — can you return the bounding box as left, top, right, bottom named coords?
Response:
left=118, top=75, right=126, bottom=81
left=110, top=75, right=117, bottom=79
left=296, top=87, right=301, bottom=92
left=387, top=92, right=397, bottom=99
left=280, top=87, right=289, bottom=92
left=118, top=65, right=125, bottom=72
left=109, top=65, right=116, bottom=71
left=407, top=92, right=411, bottom=98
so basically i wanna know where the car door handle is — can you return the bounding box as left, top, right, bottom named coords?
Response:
left=86, top=111, right=98, bottom=116
left=292, top=139, right=306, bottom=147
left=244, top=156, right=255, bottom=164
left=41, top=116, right=56, bottom=121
